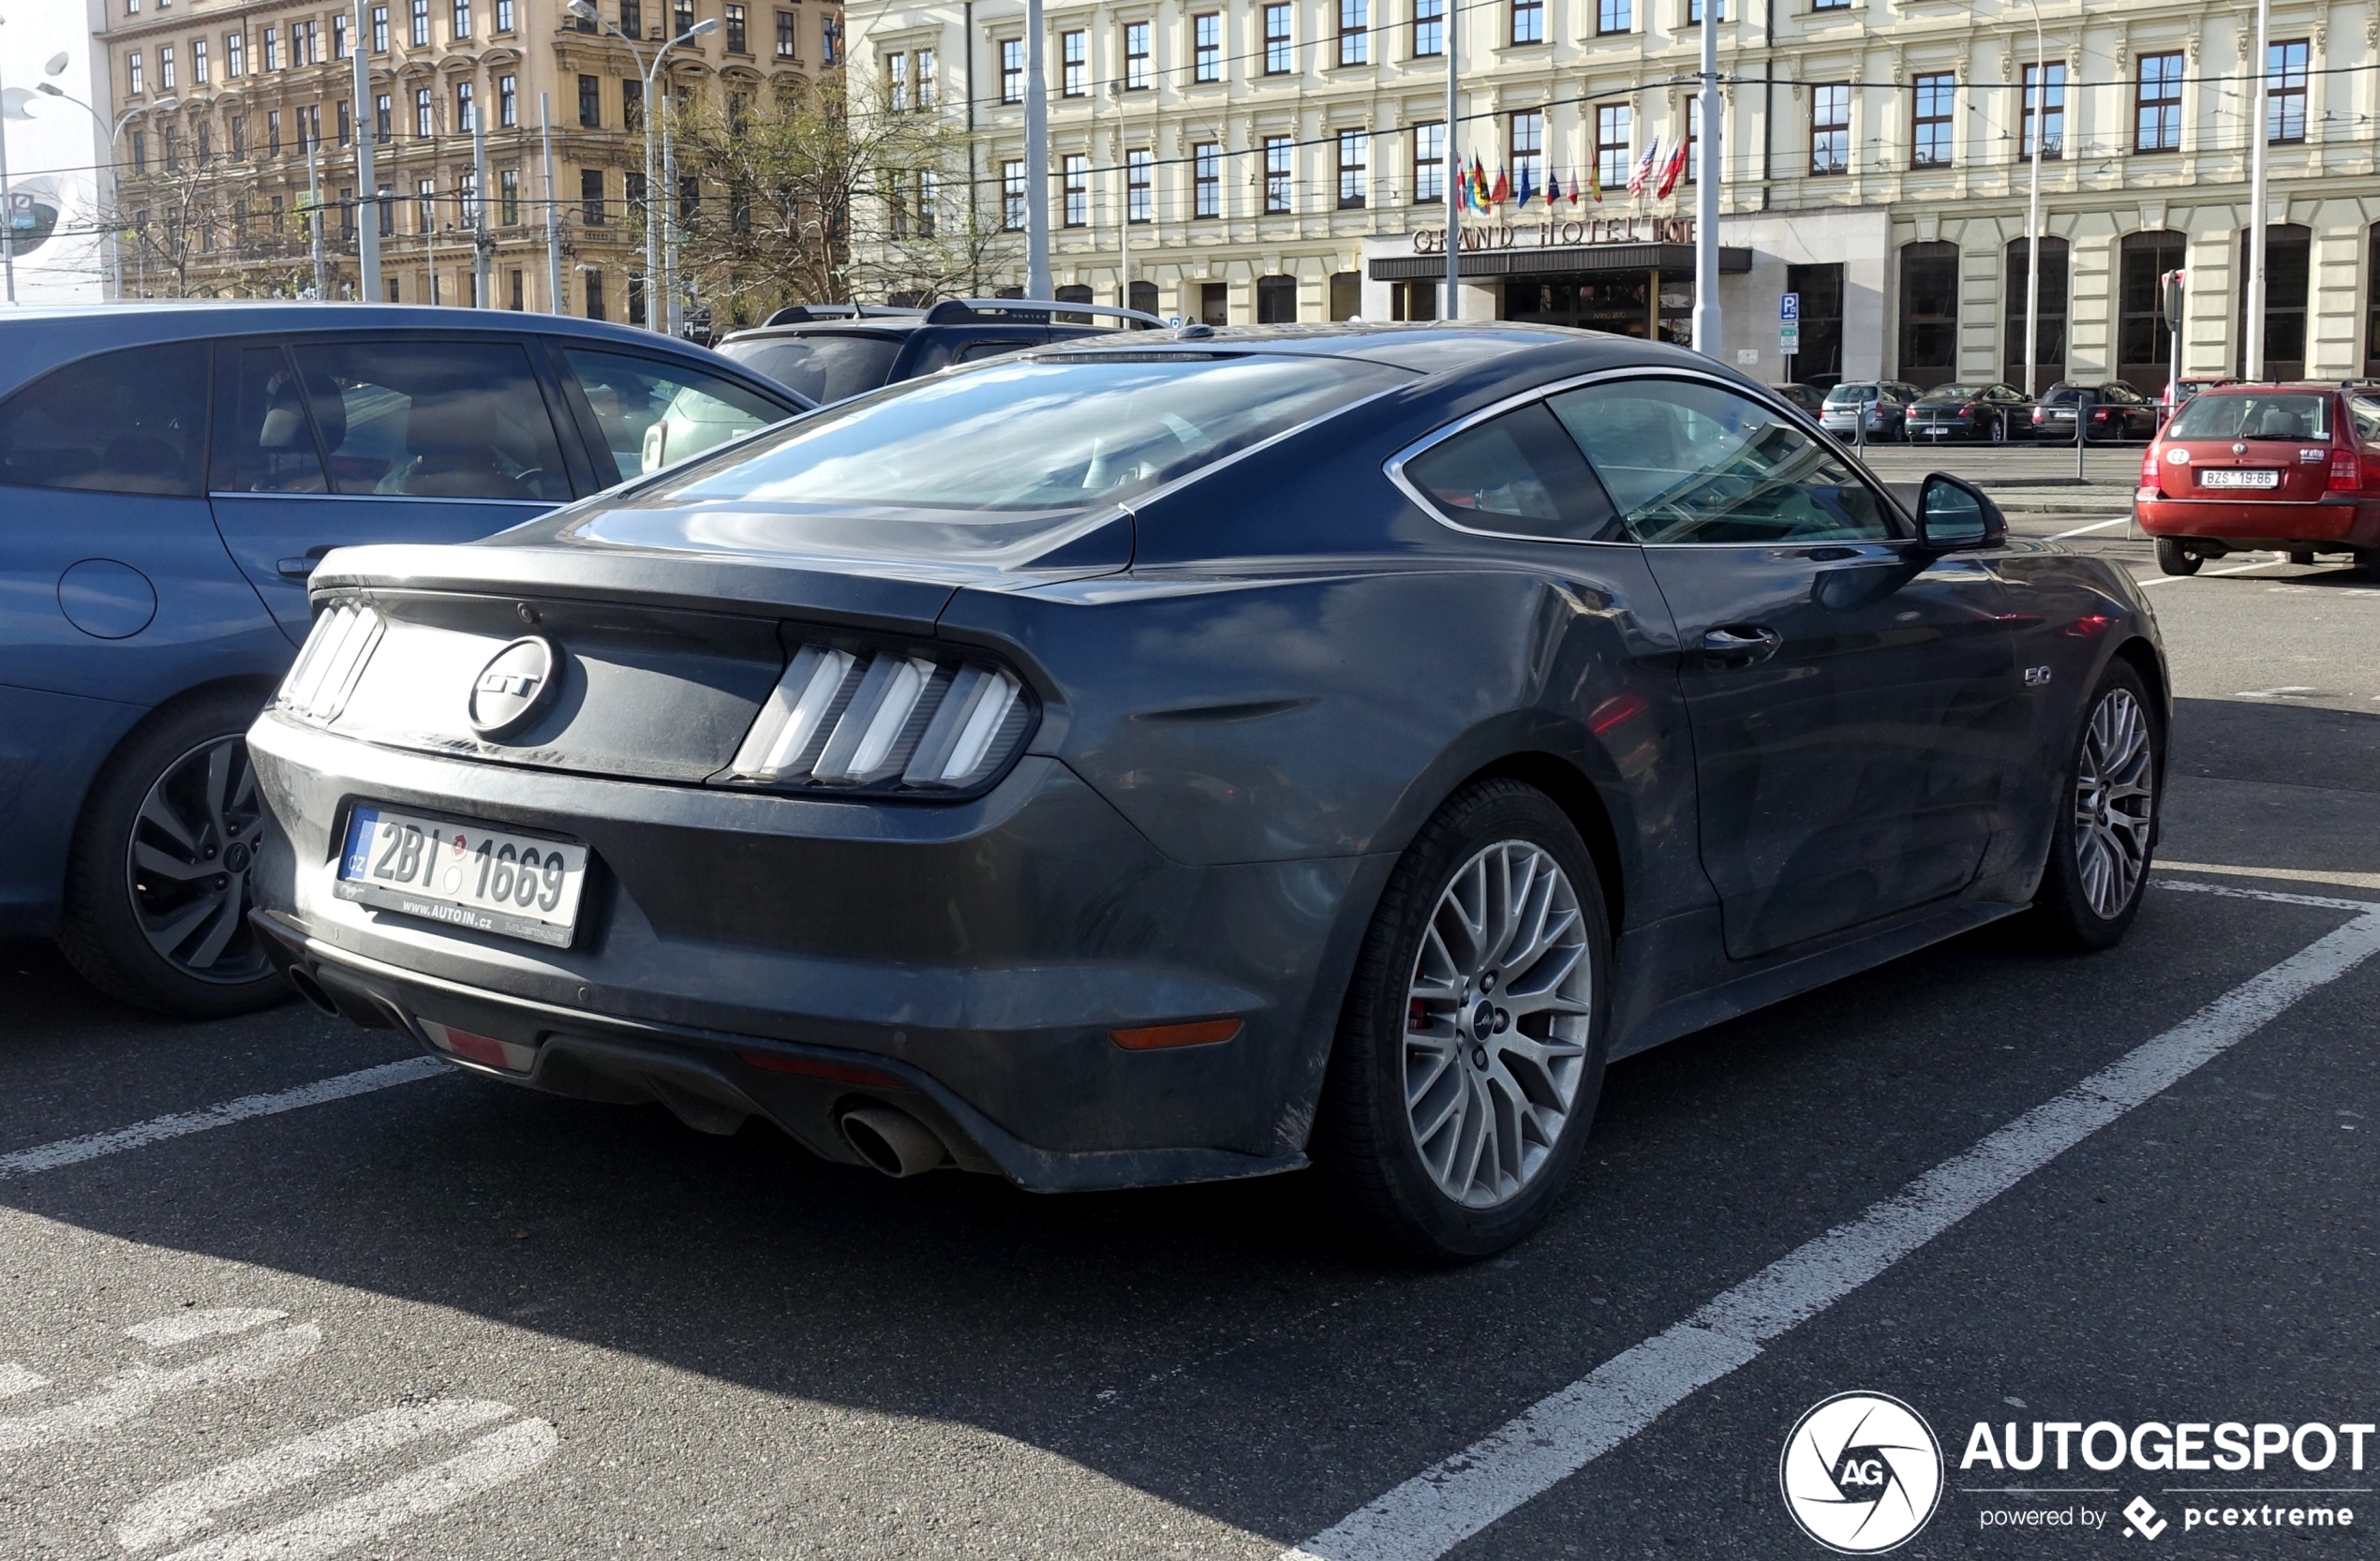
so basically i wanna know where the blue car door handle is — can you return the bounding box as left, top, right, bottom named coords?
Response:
left=1701, top=625, right=1783, bottom=663
left=275, top=558, right=318, bottom=579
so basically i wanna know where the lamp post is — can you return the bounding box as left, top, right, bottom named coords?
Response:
left=1689, top=0, right=1722, bottom=355
left=1442, top=0, right=1458, bottom=319
left=32, top=85, right=178, bottom=299
left=1, top=12, right=16, bottom=305
left=1025, top=0, right=1049, bottom=299
left=566, top=0, right=714, bottom=333
left=2246, top=0, right=2271, bottom=379
left=2022, top=0, right=2044, bottom=398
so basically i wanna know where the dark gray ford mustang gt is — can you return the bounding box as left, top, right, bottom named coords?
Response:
left=246, top=323, right=2167, bottom=1259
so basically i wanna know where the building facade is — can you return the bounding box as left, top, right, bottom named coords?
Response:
left=845, top=0, right=2380, bottom=390
left=94, top=0, right=839, bottom=316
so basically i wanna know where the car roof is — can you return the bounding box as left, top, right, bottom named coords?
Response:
left=1019, top=319, right=1649, bottom=376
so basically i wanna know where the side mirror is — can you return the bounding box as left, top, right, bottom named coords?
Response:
left=1913, top=472, right=2006, bottom=552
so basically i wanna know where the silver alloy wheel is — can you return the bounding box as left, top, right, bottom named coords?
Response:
left=126, top=736, right=271, bottom=983
left=2074, top=688, right=2156, bottom=920
left=1403, top=840, right=1594, bottom=1209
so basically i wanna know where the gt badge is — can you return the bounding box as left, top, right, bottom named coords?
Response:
left=469, top=636, right=563, bottom=740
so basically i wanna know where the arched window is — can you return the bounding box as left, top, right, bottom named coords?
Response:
left=2116, top=231, right=2184, bottom=393
left=2366, top=227, right=2380, bottom=378
left=2236, top=224, right=2311, bottom=380
left=1897, top=241, right=1959, bottom=389
left=2004, top=235, right=2069, bottom=393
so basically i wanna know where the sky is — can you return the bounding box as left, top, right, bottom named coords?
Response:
left=5, top=0, right=110, bottom=303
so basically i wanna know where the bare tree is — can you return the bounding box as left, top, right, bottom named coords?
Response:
left=109, top=161, right=319, bottom=299
left=669, top=67, right=1015, bottom=321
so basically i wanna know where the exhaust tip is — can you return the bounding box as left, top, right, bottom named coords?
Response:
left=839, top=1106, right=951, bottom=1178
left=284, top=967, right=340, bottom=1018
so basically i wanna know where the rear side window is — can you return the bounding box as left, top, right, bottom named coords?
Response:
left=0, top=342, right=210, bottom=496
left=1400, top=403, right=1617, bottom=542
left=2350, top=398, right=2380, bottom=444
left=561, top=349, right=790, bottom=480
left=716, top=334, right=902, bottom=403
left=2164, top=392, right=2332, bottom=441
left=216, top=345, right=330, bottom=494
left=290, top=339, right=572, bottom=501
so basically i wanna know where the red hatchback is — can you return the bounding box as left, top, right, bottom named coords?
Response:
left=2135, top=383, right=2380, bottom=574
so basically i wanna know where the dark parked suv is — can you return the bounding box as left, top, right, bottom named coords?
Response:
left=714, top=299, right=1160, bottom=403
left=0, top=302, right=806, bottom=1017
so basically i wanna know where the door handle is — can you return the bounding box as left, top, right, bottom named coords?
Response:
left=275, top=557, right=319, bottom=579
left=1700, top=625, right=1783, bottom=663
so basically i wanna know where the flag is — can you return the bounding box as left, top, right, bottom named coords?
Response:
left=1490, top=165, right=1510, bottom=206
left=1470, top=154, right=1491, bottom=208
left=1454, top=165, right=1470, bottom=212
left=1628, top=138, right=1660, bottom=197
left=1654, top=138, right=1688, bottom=201
left=1512, top=164, right=1534, bottom=208
left=1544, top=169, right=1561, bottom=205
left=1587, top=159, right=1601, bottom=202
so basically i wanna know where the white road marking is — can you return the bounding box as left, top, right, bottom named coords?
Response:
left=2152, top=878, right=2380, bottom=913
left=0, top=1326, right=323, bottom=1452
left=126, top=1311, right=288, bottom=1349
left=2138, top=555, right=2298, bottom=586
left=156, top=1417, right=558, bottom=1561
left=2236, top=686, right=2322, bottom=700
left=1283, top=900, right=2380, bottom=1561
left=0, top=1363, right=48, bottom=1397
left=117, top=1398, right=518, bottom=1552
left=2159, top=861, right=2380, bottom=895
left=0, top=1059, right=444, bottom=1182
left=2047, top=516, right=2131, bottom=540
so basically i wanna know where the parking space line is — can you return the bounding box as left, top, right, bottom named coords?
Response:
left=1283, top=901, right=2380, bottom=1561
left=2138, top=556, right=2292, bottom=586
left=2158, top=861, right=2380, bottom=895
left=2046, top=517, right=2131, bottom=540
left=0, top=1058, right=444, bottom=1183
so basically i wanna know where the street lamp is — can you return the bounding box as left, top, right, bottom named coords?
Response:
left=2021, top=0, right=2045, bottom=399
left=566, top=0, right=715, bottom=334
left=33, top=83, right=177, bottom=299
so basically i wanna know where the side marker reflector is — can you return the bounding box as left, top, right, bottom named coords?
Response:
left=1109, top=1018, right=1244, bottom=1051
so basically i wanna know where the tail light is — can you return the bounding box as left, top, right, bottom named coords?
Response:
left=1958, top=403, right=1976, bottom=416
left=2331, top=449, right=2363, bottom=491
left=275, top=602, right=384, bottom=723
left=2141, top=447, right=2160, bottom=483
left=728, top=639, right=1034, bottom=795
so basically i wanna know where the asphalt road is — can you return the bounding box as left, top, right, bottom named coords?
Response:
left=4, top=464, right=2376, bottom=1560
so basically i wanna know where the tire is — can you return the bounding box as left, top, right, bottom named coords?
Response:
left=2030, top=661, right=2162, bottom=953
left=1315, top=779, right=1612, bottom=1261
left=2154, top=538, right=2201, bottom=576
left=2287, top=548, right=2317, bottom=567
left=58, top=687, right=290, bottom=1018
left=1989, top=416, right=2008, bottom=445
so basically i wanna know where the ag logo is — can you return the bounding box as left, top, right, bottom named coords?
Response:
left=468, top=635, right=561, bottom=740
left=1779, top=1391, right=1943, bottom=1554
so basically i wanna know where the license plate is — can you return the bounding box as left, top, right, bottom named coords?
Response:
left=2198, top=468, right=2280, bottom=489
left=335, top=806, right=588, bottom=946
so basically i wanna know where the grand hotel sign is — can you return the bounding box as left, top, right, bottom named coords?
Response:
left=1375, top=215, right=1747, bottom=281
left=1409, top=216, right=1699, bottom=252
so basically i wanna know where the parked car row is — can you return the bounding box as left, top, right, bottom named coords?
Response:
left=1785, top=379, right=2170, bottom=443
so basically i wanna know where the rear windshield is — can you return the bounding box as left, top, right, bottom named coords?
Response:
left=1823, top=383, right=1877, bottom=403
left=2164, top=392, right=2332, bottom=441
left=717, top=334, right=905, bottom=404
left=1916, top=385, right=1985, bottom=403
left=633, top=352, right=1410, bottom=513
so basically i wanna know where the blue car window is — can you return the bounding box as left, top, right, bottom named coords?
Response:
left=290, top=340, right=571, bottom=501
left=0, top=342, right=209, bottom=496
left=715, top=334, right=903, bottom=403
left=216, top=346, right=330, bottom=495
left=1551, top=379, right=1892, bottom=545
left=560, top=349, right=791, bottom=482
left=1401, top=402, right=1619, bottom=543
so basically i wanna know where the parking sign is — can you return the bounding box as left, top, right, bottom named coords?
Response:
left=1779, top=292, right=1800, bottom=323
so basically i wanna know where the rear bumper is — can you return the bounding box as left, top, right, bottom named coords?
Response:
left=245, top=711, right=1387, bottom=1188
left=2134, top=495, right=2378, bottom=546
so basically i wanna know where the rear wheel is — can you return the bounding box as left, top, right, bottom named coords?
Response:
left=1316, top=780, right=1611, bottom=1262
left=58, top=688, right=289, bottom=1018
left=2031, top=662, right=2162, bottom=952
left=1988, top=415, right=2008, bottom=445
left=2154, top=538, right=2202, bottom=576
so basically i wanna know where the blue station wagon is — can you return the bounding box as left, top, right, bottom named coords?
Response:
left=0, top=302, right=807, bottom=1016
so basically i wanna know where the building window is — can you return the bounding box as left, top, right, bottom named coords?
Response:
left=410, top=0, right=429, bottom=47
left=821, top=12, right=837, bottom=63
left=415, top=86, right=434, bottom=137
left=2007, top=234, right=2071, bottom=387
left=375, top=94, right=392, bottom=140
left=1194, top=141, right=1221, bottom=216
left=1898, top=241, right=1958, bottom=388
left=2021, top=62, right=2064, bottom=159
left=586, top=271, right=606, bottom=320
left=198, top=122, right=212, bottom=163
left=261, top=26, right=278, bottom=69
left=370, top=6, right=388, bottom=52
left=452, top=0, right=470, bottom=37
left=1510, top=0, right=1542, bottom=43
left=499, top=74, right=518, bottom=126
left=2111, top=232, right=2177, bottom=380
left=2267, top=39, right=2309, bottom=143
left=1596, top=103, right=1630, bottom=190
left=1413, top=119, right=1444, bottom=201
left=1264, top=4, right=1292, bottom=73
left=1510, top=110, right=1541, bottom=196
left=917, top=168, right=938, bottom=236
left=624, top=78, right=644, bottom=128
left=162, top=125, right=178, bottom=171
left=1597, top=0, right=1629, bottom=33
left=227, top=31, right=245, bottom=76
left=1063, top=153, right=1089, bottom=226
left=338, top=186, right=355, bottom=235
left=230, top=114, right=245, bottom=157
left=193, top=38, right=209, bottom=82
left=676, top=0, right=694, bottom=37
left=448, top=81, right=469, bottom=131
left=917, top=49, right=936, bottom=106
left=1911, top=71, right=1953, bottom=168
left=1681, top=97, right=1700, bottom=184
left=1195, top=12, right=1222, bottom=78
left=579, top=74, right=602, bottom=127
left=1122, top=22, right=1151, bottom=87
left=158, top=45, right=176, bottom=89
left=1062, top=30, right=1086, bottom=96
left=723, top=2, right=745, bottom=50
left=377, top=184, right=394, bottom=234
left=2237, top=224, right=2311, bottom=376
left=621, top=0, right=641, bottom=33
left=497, top=0, right=513, bottom=29
left=887, top=52, right=908, bottom=110
left=1002, top=157, right=1026, bottom=228
left=1126, top=147, right=1153, bottom=220
left=337, top=99, right=351, bottom=144
left=1000, top=37, right=1023, bottom=102
left=1811, top=0, right=1848, bottom=10
left=1264, top=134, right=1293, bottom=212
left=128, top=52, right=144, bottom=96
left=581, top=168, right=605, bottom=224
left=499, top=167, right=520, bottom=223
left=1413, top=0, right=1441, bottom=57
left=777, top=10, right=797, bottom=57
left=1257, top=275, right=1297, bottom=323
left=1338, top=0, right=1367, bottom=66
left=1337, top=128, right=1367, bottom=207
left=1810, top=82, right=1849, bottom=174
left=333, top=13, right=349, bottom=57
left=268, top=110, right=283, bottom=156
left=416, top=176, right=437, bottom=231
left=301, top=103, right=321, bottom=151
left=130, top=130, right=147, bottom=172
left=2135, top=52, right=2181, bottom=153
left=1685, top=0, right=1722, bottom=18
